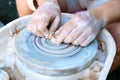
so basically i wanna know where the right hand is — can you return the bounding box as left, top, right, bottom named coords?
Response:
left=51, top=11, right=106, bottom=46
left=27, top=2, right=61, bottom=38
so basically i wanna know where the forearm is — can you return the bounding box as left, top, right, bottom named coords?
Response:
left=36, top=0, right=68, bottom=12
left=16, top=0, right=60, bottom=17
left=36, top=0, right=58, bottom=6
left=16, top=0, right=33, bottom=17
left=89, top=0, right=120, bottom=25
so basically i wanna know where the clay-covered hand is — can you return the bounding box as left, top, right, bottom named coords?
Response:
left=51, top=11, right=106, bottom=46
left=27, top=2, right=60, bottom=38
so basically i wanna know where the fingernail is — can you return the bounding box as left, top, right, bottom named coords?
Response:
left=64, top=37, right=73, bottom=43
left=68, top=37, right=73, bottom=42
left=33, top=27, right=36, bottom=33
left=39, top=34, right=45, bottom=38
left=27, top=27, right=31, bottom=32
left=44, top=31, right=49, bottom=38
left=49, top=32, right=54, bottom=39
left=51, top=37, right=61, bottom=45
left=73, top=41, right=79, bottom=45
left=48, top=33, right=52, bottom=39
left=81, top=43, right=87, bottom=47
left=55, top=30, right=60, bottom=35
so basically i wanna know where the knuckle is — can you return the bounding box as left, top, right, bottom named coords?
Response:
left=37, top=26, right=45, bottom=31
left=88, top=27, right=94, bottom=34
left=68, top=20, right=74, bottom=26
left=67, top=19, right=76, bottom=27
left=27, top=26, right=33, bottom=32
left=47, top=7, right=55, bottom=11
left=74, top=14, right=81, bottom=21
left=41, top=13, right=49, bottom=18
left=75, top=13, right=80, bottom=18
left=27, top=27, right=32, bottom=32
left=81, top=43, right=88, bottom=47
left=39, top=11, right=50, bottom=18
left=80, top=41, right=89, bottom=47
left=62, top=29, right=68, bottom=34
left=51, top=27, right=57, bottom=31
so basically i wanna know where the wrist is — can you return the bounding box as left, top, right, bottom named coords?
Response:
left=89, top=0, right=120, bottom=25
left=38, top=2, right=61, bottom=12
left=36, top=0, right=59, bottom=7
left=88, top=9, right=108, bottom=27
left=27, top=0, right=60, bottom=11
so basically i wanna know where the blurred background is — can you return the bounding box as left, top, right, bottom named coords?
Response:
left=0, top=0, right=18, bottom=28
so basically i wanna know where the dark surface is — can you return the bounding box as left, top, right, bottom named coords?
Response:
left=107, top=67, right=120, bottom=80
left=0, top=21, right=4, bottom=28
left=0, top=0, right=18, bottom=24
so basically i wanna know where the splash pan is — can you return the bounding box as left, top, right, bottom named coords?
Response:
left=15, top=28, right=98, bottom=76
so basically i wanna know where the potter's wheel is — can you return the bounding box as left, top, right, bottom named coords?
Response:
left=15, top=29, right=98, bottom=76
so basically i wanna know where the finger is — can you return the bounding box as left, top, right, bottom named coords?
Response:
left=28, top=21, right=45, bottom=37
left=37, top=14, right=50, bottom=38
left=35, top=23, right=45, bottom=37
left=81, top=34, right=96, bottom=46
left=72, top=30, right=89, bottom=46
left=49, top=14, right=60, bottom=39
left=49, top=26, right=63, bottom=39
left=27, top=13, right=45, bottom=36
left=27, top=22, right=33, bottom=32
left=63, top=27, right=81, bottom=43
left=27, top=18, right=36, bottom=33
left=51, top=20, right=76, bottom=44
left=64, top=22, right=86, bottom=43
left=50, top=14, right=61, bottom=32
left=27, top=17, right=34, bottom=32
left=33, top=29, right=45, bottom=37
left=54, top=26, right=64, bottom=35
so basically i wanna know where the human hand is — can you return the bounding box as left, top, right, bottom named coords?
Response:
left=51, top=11, right=106, bottom=46
left=27, top=2, right=60, bottom=38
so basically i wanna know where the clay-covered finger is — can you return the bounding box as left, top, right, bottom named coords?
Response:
left=50, top=14, right=60, bottom=32
left=64, top=23, right=87, bottom=43
left=51, top=20, right=75, bottom=44
left=27, top=20, right=44, bottom=37
left=37, top=14, right=50, bottom=38
left=27, top=16, right=35, bottom=32
left=81, top=34, right=96, bottom=46
left=72, top=30, right=89, bottom=46
left=33, top=29, right=45, bottom=37
left=49, top=14, right=60, bottom=39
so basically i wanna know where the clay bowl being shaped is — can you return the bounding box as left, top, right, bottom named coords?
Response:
left=15, top=13, right=98, bottom=76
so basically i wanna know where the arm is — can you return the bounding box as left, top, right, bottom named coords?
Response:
left=16, top=0, right=59, bottom=17
left=16, top=0, right=33, bottom=17
left=89, top=0, right=120, bottom=24
left=16, top=0, right=68, bottom=17
left=36, top=0, right=68, bottom=12
left=36, top=0, right=58, bottom=6
left=51, top=0, right=120, bottom=46
left=27, top=0, right=61, bottom=38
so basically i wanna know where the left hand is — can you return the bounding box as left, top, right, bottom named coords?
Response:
left=51, top=11, right=106, bottom=46
left=27, top=2, right=61, bottom=38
